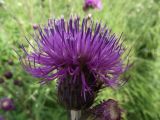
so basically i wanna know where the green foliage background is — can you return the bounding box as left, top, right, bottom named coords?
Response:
left=0, top=0, right=160, bottom=120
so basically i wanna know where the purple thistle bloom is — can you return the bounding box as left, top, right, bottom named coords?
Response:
left=0, top=98, right=15, bottom=111
left=19, top=17, right=129, bottom=110
left=83, top=0, right=103, bottom=11
left=91, top=99, right=122, bottom=120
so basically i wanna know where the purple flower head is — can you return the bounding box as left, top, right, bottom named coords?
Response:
left=91, top=99, right=122, bottom=120
left=0, top=98, right=15, bottom=111
left=83, top=0, right=102, bottom=11
left=19, top=17, right=129, bottom=110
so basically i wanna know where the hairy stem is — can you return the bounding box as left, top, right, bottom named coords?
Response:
left=71, top=110, right=81, bottom=120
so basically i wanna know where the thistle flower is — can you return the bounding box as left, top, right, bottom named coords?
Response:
left=4, top=71, right=13, bottom=79
left=0, top=98, right=15, bottom=111
left=32, top=24, right=39, bottom=30
left=18, top=17, right=129, bottom=110
left=13, top=79, right=23, bottom=87
left=83, top=0, right=102, bottom=11
left=91, top=99, right=122, bottom=120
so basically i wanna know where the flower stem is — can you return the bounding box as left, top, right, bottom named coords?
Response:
left=70, top=110, right=81, bottom=120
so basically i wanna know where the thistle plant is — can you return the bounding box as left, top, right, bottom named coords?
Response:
left=18, top=16, right=129, bottom=120
left=90, top=99, right=122, bottom=120
left=0, top=98, right=15, bottom=111
left=3, top=71, right=13, bottom=79
left=83, top=0, right=102, bottom=11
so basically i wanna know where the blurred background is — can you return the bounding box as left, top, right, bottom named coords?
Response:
left=0, top=0, right=160, bottom=120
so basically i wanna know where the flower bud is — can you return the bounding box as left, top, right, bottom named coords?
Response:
left=83, top=0, right=102, bottom=11
left=91, top=99, right=122, bottom=120
left=4, top=71, right=13, bottom=79
left=32, top=24, right=39, bottom=30
left=13, top=79, right=23, bottom=87
left=0, top=98, right=15, bottom=111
